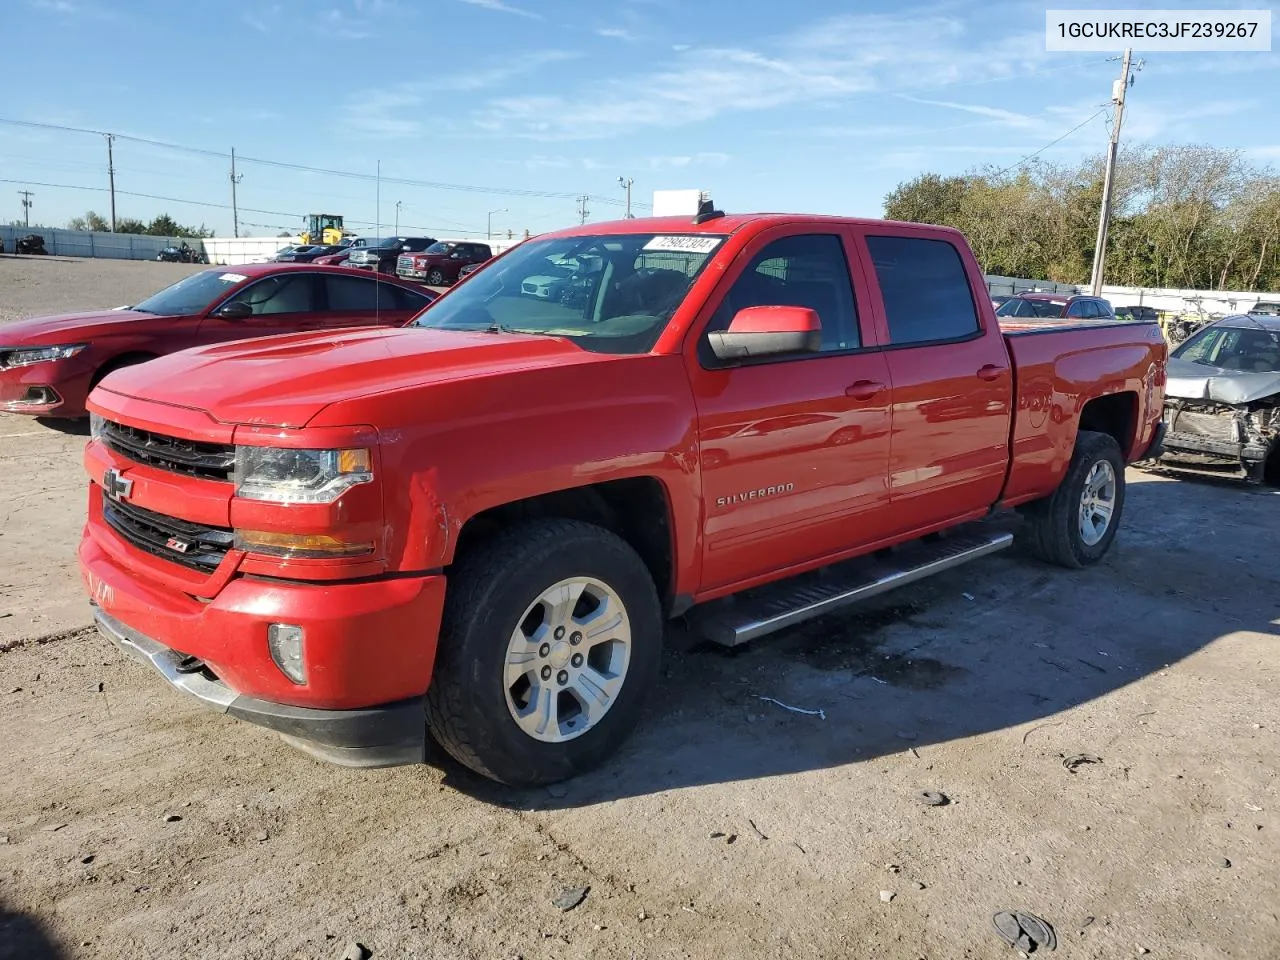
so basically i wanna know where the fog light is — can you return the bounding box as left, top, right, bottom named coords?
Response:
left=267, top=623, right=306, bottom=684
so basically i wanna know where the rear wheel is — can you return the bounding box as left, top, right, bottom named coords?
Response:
left=426, top=518, right=663, bottom=785
left=1022, top=429, right=1126, bottom=568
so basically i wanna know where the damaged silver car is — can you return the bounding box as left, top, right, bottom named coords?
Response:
left=1160, top=313, right=1280, bottom=484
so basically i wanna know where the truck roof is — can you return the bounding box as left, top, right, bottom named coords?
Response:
left=546, top=212, right=969, bottom=241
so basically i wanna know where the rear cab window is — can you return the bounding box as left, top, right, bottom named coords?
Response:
left=865, top=235, right=981, bottom=346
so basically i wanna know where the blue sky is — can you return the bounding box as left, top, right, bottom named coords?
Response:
left=3, top=0, right=1278, bottom=239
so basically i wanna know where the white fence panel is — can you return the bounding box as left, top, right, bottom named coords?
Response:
left=0, top=225, right=203, bottom=261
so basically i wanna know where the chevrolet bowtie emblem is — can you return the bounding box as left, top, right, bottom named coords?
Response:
left=103, top=468, right=133, bottom=501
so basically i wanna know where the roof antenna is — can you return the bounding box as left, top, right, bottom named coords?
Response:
left=693, top=196, right=725, bottom=225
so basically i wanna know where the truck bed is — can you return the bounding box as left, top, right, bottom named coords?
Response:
left=999, top=319, right=1165, bottom=506
left=998, top=316, right=1152, bottom=335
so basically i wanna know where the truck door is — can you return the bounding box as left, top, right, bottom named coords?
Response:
left=855, top=228, right=1013, bottom=534
left=686, top=227, right=895, bottom=592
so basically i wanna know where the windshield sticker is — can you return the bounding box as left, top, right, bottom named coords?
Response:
left=642, top=235, right=723, bottom=255
left=219, top=273, right=247, bottom=283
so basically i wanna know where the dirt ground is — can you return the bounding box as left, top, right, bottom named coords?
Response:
left=1, top=254, right=1278, bottom=960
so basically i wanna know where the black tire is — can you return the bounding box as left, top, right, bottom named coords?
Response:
left=426, top=518, right=663, bottom=785
left=1022, top=429, right=1126, bottom=568
left=427, top=268, right=445, bottom=286
left=90, top=355, right=153, bottom=393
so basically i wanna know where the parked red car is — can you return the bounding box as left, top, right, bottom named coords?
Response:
left=0, top=263, right=436, bottom=419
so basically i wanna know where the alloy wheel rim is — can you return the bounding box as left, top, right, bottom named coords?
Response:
left=1078, top=460, right=1117, bottom=546
left=503, top=577, right=631, bottom=743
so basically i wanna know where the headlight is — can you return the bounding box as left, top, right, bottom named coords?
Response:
left=1, top=344, right=88, bottom=368
left=234, top=446, right=373, bottom=504
left=89, top=412, right=106, bottom=440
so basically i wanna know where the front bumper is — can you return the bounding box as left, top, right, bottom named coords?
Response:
left=94, top=607, right=426, bottom=766
left=0, top=361, right=91, bottom=417
left=80, top=524, right=447, bottom=766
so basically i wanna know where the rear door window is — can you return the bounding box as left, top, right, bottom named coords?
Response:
left=235, top=274, right=318, bottom=315
left=865, top=236, right=980, bottom=345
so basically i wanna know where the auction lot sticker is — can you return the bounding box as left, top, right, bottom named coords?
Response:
left=1046, top=9, right=1272, bottom=51
left=643, top=235, right=724, bottom=254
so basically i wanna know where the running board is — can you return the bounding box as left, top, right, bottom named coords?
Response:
left=688, top=526, right=1015, bottom=647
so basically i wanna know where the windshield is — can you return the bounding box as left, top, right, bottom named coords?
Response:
left=131, top=269, right=247, bottom=315
left=996, top=297, right=1068, bottom=318
left=424, top=242, right=455, bottom=255
left=1173, top=324, right=1280, bottom=371
left=409, top=232, right=724, bottom=354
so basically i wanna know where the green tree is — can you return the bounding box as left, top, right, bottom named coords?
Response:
left=882, top=143, right=1280, bottom=292
left=67, top=210, right=110, bottom=232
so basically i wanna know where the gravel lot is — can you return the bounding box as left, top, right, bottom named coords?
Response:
left=1, top=254, right=1278, bottom=960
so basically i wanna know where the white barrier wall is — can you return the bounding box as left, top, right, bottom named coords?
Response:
left=0, top=225, right=201, bottom=260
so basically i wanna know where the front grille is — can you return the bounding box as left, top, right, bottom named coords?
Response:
left=397, top=255, right=415, bottom=271
left=101, top=420, right=235, bottom=481
left=101, top=489, right=234, bottom=572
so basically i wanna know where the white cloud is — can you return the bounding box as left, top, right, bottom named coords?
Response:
left=458, top=0, right=541, bottom=19
left=440, top=51, right=579, bottom=92
left=597, top=27, right=640, bottom=41
left=317, top=8, right=374, bottom=40
left=337, top=52, right=575, bottom=140
left=467, top=12, right=1064, bottom=141
left=29, top=0, right=76, bottom=12
left=896, top=95, right=1040, bottom=130
left=645, top=152, right=730, bottom=170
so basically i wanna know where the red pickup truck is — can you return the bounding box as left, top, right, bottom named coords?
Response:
left=79, top=207, right=1167, bottom=786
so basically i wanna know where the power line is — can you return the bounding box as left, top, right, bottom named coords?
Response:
left=989, top=108, right=1109, bottom=179
left=0, top=175, right=496, bottom=236
left=0, top=116, right=644, bottom=209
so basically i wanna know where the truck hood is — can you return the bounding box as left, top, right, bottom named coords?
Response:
left=96, top=326, right=601, bottom=428
left=0, top=309, right=167, bottom=345
left=1166, top=357, right=1280, bottom=405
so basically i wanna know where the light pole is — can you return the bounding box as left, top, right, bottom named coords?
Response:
left=618, top=176, right=633, bottom=218
left=487, top=207, right=507, bottom=240
left=394, top=200, right=402, bottom=235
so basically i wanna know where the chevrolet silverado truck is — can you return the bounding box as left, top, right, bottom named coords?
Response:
left=79, top=207, right=1167, bottom=786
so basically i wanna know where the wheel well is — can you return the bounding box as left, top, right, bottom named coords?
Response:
left=1078, top=392, right=1138, bottom=456
left=452, top=478, right=675, bottom=608
left=1265, top=441, right=1280, bottom=487
left=90, top=352, right=157, bottom=388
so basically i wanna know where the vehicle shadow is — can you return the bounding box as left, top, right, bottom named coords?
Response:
left=437, top=470, right=1280, bottom=808
left=0, top=900, right=67, bottom=960
left=33, top=418, right=90, bottom=437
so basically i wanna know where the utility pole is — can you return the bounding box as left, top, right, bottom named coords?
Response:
left=105, top=134, right=117, bottom=232
left=1089, top=47, right=1137, bottom=296
left=18, top=190, right=33, bottom=227
left=229, top=147, right=243, bottom=238
left=577, top=195, right=590, bottom=225
left=487, top=207, right=507, bottom=240
left=394, top=200, right=402, bottom=235
left=618, top=176, right=633, bottom=218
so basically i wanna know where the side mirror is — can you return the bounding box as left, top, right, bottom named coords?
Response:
left=707, top=305, right=822, bottom=361
left=214, top=301, right=253, bottom=320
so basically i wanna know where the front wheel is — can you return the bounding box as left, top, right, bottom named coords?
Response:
left=426, top=518, right=663, bottom=785
left=1021, top=429, right=1126, bottom=568
left=427, top=268, right=445, bottom=285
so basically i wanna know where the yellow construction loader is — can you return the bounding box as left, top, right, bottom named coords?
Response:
left=298, top=213, right=350, bottom=246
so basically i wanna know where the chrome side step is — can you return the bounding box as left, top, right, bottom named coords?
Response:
left=688, top=526, right=1015, bottom=647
